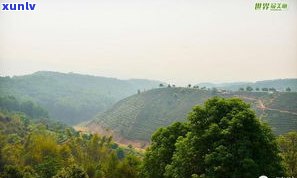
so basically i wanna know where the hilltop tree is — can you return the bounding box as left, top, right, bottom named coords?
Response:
left=286, top=87, right=291, bottom=92
left=246, top=86, right=253, bottom=91
left=159, top=84, right=164, bottom=87
left=269, top=88, right=276, bottom=92
left=262, top=88, right=268, bottom=92
left=188, top=84, right=191, bottom=88
left=143, top=97, right=284, bottom=178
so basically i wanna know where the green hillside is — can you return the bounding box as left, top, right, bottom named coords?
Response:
left=0, top=71, right=161, bottom=125
left=197, top=78, right=297, bottom=91
left=88, top=88, right=297, bottom=142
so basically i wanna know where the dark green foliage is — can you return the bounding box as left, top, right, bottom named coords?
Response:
left=143, top=97, right=285, bottom=178
left=1, top=165, right=23, bottom=178
left=34, top=156, right=61, bottom=178
left=53, top=165, right=89, bottom=178
left=142, top=122, right=189, bottom=178
left=262, top=88, right=269, bottom=91
left=246, top=86, right=253, bottom=91
left=0, top=165, right=38, bottom=178
left=0, top=71, right=160, bottom=124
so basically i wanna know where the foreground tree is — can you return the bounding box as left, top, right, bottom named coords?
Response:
left=143, top=97, right=284, bottom=178
left=141, top=122, right=188, bottom=178
left=53, top=164, right=89, bottom=178
left=278, top=131, right=297, bottom=177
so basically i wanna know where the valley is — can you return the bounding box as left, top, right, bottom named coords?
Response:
left=1, top=71, right=296, bottom=177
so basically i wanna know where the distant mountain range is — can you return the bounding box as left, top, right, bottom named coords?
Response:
left=87, top=88, right=297, bottom=147
left=0, top=71, right=161, bottom=124
left=197, top=79, right=297, bottom=91
left=1, top=71, right=296, bottom=129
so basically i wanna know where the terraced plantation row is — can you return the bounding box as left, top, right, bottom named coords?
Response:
left=88, top=88, right=297, bottom=142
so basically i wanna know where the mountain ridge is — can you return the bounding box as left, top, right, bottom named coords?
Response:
left=0, top=71, right=162, bottom=124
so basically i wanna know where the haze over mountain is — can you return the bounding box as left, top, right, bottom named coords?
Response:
left=0, top=71, right=161, bottom=124
left=197, top=79, right=297, bottom=91
left=87, top=87, right=297, bottom=147
left=1, top=71, right=296, bottom=129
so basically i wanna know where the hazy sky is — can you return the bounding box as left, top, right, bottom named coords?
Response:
left=0, top=0, right=296, bottom=85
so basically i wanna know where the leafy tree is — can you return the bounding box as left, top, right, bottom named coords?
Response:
left=1, top=165, right=23, bottom=178
left=143, top=97, right=284, bottom=178
left=53, top=164, right=89, bottom=178
left=286, top=87, right=291, bottom=92
left=262, top=88, right=268, bottom=92
left=117, top=155, right=141, bottom=178
left=246, top=86, right=253, bottom=91
left=269, top=88, right=276, bottom=92
left=278, top=131, right=297, bottom=177
left=159, top=84, right=164, bottom=87
left=256, top=87, right=260, bottom=91
left=0, top=110, right=142, bottom=178
left=142, top=122, right=188, bottom=178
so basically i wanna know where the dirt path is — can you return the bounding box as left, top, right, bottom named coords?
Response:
left=234, top=95, right=297, bottom=116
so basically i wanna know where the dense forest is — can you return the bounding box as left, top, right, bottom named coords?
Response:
left=1, top=96, right=296, bottom=177
left=0, top=71, right=161, bottom=125
left=0, top=97, right=142, bottom=178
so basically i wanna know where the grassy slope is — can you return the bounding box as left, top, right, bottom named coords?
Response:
left=89, top=88, right=297, bottom=141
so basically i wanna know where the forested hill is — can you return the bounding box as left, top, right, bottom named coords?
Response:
left=197, top=78, right=297, bottom=91
left=0, top=103, right=141, bottom=177
left=87, top=88, right=297, bottom=146
left=0, top=71, right=161, bottom=125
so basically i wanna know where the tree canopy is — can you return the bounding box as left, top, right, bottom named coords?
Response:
left=142, top=97, right=285, bottom=178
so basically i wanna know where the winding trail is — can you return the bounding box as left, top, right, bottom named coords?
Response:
left=235, top=95, right=297, bottom=116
